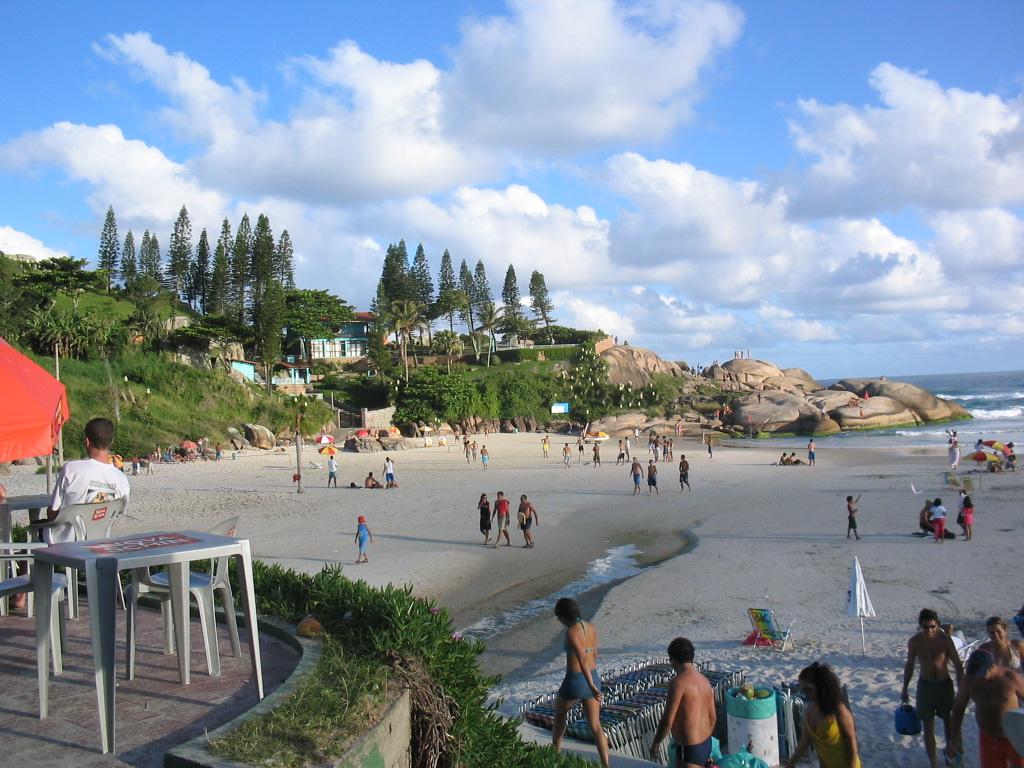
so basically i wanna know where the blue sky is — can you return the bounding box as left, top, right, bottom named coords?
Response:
left=1, top=1, right=1022, bottom=377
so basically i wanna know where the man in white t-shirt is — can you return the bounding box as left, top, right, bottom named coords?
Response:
left=42, top=417, right=131, bottom=544
left=327, top=456, right=338, bottom=487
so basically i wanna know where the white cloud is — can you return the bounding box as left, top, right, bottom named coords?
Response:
left=554, top=293, right=636, bottom=337
left=930, top=207, right=1024, bottom=274
left=0, top=122, right=226, bottom=229
left=756, top=303, right=838, bottom=342
left=0, top=226, right=69, bottom=261
left=788, top=63, right=1024, bottom=216
left=443, top=0, right=743, bottom=151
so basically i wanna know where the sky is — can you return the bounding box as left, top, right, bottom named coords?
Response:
left=1, top=1, right=1022, bottom=378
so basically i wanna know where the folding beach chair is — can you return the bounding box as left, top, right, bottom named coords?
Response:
left=746, top=607, right=796, bottom=651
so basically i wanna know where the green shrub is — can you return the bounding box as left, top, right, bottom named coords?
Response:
left=495, top=346, right=577, bottom=364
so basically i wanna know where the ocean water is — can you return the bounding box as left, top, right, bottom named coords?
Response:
left=781, top=369, right=1024, bottom=449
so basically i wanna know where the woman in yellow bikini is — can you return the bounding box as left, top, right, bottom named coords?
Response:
left=784, top=662, right=861, bottom=768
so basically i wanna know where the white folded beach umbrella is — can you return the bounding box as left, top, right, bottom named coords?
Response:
left=846, top=557, right=876, bottom=653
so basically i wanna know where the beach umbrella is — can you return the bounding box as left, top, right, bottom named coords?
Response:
left=317, top=434, right=335, bottom=444
left=983, top=440, right=1006, bottom=451
left=970, top=450, right=1001, bottom=463
left=0, top=336, right=69, bottom=465
left=318, top=445, right=338, bottom=456
left=181, top=439, right=198, bottom=450
left=846, top=557, right=876, bottom=653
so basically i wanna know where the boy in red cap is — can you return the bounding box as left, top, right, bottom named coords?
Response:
left=355, top=515, right=373, bottom=563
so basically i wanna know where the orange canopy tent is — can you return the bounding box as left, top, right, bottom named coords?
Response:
left=0, top=337, right=70, bottom=463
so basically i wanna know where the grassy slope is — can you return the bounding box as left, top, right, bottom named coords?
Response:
left=33, top=351, right=334, bottom=459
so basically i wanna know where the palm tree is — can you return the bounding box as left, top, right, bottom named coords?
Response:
left=476, top=302, right=504, bottom=367
left=389, top=299, right=426, bottom=383
left=431, top=330, right=464, bottom=374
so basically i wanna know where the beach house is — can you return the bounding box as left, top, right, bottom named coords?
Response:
left=309, top=311, right=374, bottom=362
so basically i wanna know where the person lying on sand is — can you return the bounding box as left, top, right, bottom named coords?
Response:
left=788, top=452, right=805, bottom=465
left=364, top=472, right=383, bottom=489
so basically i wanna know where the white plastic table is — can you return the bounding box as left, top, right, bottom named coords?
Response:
left=32, top=530, right=265, bottom=753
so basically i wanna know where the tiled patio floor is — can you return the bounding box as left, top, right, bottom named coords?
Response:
left=0, top=599, right=299, bottom=767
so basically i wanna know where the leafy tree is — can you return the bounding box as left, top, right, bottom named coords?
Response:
left=528, top=270, right=556, bottom=344
left=249, top=213, right=275, bottom=324
left=284, top=288, right=354, bottom=362
left=435, top=249, right=461, bottom=333
left=561, top=341, right=614, bottom=427
left=167, top=205, right=193, bottom=302
left=410, top=243, right=434, bottom=343
left=475, top=302, right=503, bottom=367
left=253, top=278, right=286, bottom=393
left=208, top=218, right=232, bottom=315
left=120, top=230, right=138, bottom=286
left=14, top=256, right=104, bottom=303
left=139, top=230, right=163, bottom=281
left=431, top=329, right=464, bottom=374
left=97, top=205, right=120, bottom=291
left=192, top=228, right=211, bottom=313
left=388, top=299, right=426, bottom=383
left=274, top=230, right=295, bottom=289
left=394, top=365, right=478, bottom=426
left=230, top=213, right=252, bottom=323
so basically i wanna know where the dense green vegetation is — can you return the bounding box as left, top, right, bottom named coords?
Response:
left=211, top=563, right=589, bottom=768
left=33, top=351, right=334, bottom=460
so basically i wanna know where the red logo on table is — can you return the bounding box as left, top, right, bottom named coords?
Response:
left=92, top=507, right=107, bottom=521
left=85, top=533, right=201, bottom=555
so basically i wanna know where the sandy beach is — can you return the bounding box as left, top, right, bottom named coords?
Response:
left=4, top=432, right=1021, bottom=766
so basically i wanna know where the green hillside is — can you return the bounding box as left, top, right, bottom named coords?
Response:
left=33, top=351, right=335, bottom=459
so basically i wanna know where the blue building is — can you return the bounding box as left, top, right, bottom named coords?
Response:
left=309, top=311, right=373, bottom=361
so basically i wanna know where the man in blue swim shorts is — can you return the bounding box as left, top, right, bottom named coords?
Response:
left=630, top=458, right=643, bottom=495
left=650, top=637, right=717, bottom=767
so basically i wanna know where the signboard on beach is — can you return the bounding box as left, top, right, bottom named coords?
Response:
left=550, top=402, right=570, bottom=414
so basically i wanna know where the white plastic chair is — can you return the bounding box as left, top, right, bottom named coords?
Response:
left=28, top=498, right=127, bottom=619
left=126, top=516, right=241, bottom=680
left=0, top=542, right=68, bottom=674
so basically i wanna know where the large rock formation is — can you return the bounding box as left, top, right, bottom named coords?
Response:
left=242, top=423, right=276, bottom=450
left=601, top=345, right=688, bottom=387
left=830, top=379, right=970, bottom=423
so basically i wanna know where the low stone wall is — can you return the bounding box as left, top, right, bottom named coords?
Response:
left=337, top=689, right=411, bottom=768
left=362, top=405, right=396, bottom=430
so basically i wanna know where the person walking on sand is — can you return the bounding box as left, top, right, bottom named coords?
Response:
left=705, top=433, right=713, bottom=459
left=354, top=515, right=373, bottom=563
left=464, top=438, right=472, bottom=464
left=491, top=491, right=512, bottom=547
left=384, top=456, right=397, bottom=488
left=979, top=616, right=1024, bottom=672
left=577, top=436, right=585, bottom=464
left=901, top=608, right=964, bottom=768
left=542, top=434, right=550, bottom=459
left=480, top=445, right=489, bottom=470
left=846, top=495, right=861, bottom=540
left=616, top=440, right=626, bottom=466
left=471, top=441, right=478, bottom=462
left=592, top=443, right=601, bottom=467
left=930, top=498, right=947, bottom=543
left=327, top=455, right=338, bottom=487
left=784, top=662, right=861, bottom=768
left=807, top=438, right=816, bottom=466
left=624, top=436, right=631, bottom=460
left=478, top=493, right=492, bottom=545
left=961, top=495, right=975, bottom=541
left=678, top=456, right=691, bottom=492
left=647, top=460, right=659, bottom=495
left=630, top=458, right=644, bottom=495
left=947, top=649, right=1024, bottom=768
left=563, top=443, right=572, bottom=468
left=650, top=637, right=717, bottom=767
left=551, top=598, right=611, bottom=768
left=518, top=494, right=539, bottom=548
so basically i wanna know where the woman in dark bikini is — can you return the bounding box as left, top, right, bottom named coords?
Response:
left=551, top=598, right=610, bottom=767
left=478, top=493, right=491, bottom=545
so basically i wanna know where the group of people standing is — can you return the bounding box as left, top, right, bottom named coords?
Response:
left=477, top=491, right=538, bottom=548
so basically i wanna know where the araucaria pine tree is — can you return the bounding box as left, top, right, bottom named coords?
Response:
left=500, top=264, right=530, bottom=338
left=274, top=230, right=295, bottom=289
left=230, top=214, right=252, bottom=323
left=473, top=260, right=493, bottom=310
left=208, top=218, right=232, bottom=315
left=167, top=205, right=193, bottom=302
left=435, top=249, right=460, bottom=332
left=120, top=230, right=137, bottom=286
left=410, top=243, right=434, bottom=343
left=254, top=278, right=286, bottom=393
left=139, top=230, right=163, bottom=281
left=249, top=214, right=275, bottom=324
left=192, top=228, right=211, bottom=313
left=98, top=205, right=120, bottom=291
left=458, top=259, right=476, bottom=334
left=529, top=270, right=556, bottom=344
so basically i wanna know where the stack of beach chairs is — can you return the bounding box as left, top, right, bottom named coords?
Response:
left=520, top=660, right=746, bottom=763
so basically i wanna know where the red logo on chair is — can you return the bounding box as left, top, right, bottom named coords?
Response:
left=227, top=527, right=236, bottom=536
left=92, top=507, right=108, bottom=521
